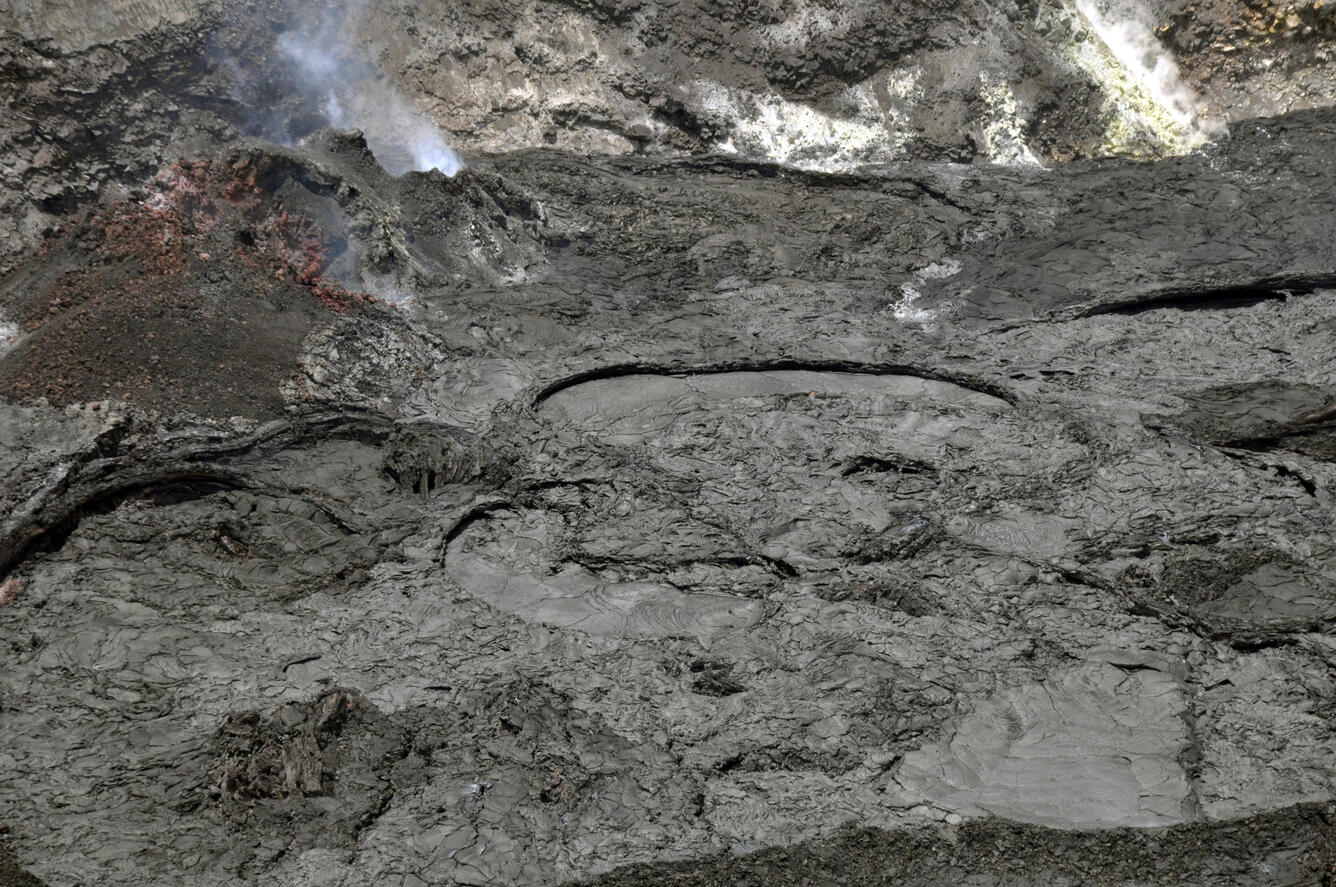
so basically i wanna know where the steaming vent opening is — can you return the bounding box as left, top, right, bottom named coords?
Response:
left=1069, top=0, right=1225, bottom=151
left=270, top=13, right=463, bottom=177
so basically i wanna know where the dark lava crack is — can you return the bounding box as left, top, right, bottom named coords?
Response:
left=531, top=360, right=1017, bottom=408
left=1081, top=273, right=1336, bottom=317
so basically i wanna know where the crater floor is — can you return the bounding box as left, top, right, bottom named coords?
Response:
left=2, top=9, right=1336, bottom=883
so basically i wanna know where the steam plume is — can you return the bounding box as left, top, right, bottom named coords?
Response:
left=272, top=4, right=461, bottom=176
left=1073, top=0, right=1221, bottom=139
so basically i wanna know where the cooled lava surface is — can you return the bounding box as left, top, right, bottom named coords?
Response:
left=2, top=1, right=1336, bottom=885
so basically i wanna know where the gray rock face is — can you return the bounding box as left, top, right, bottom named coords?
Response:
left=3, top=2, right=1336, bottom=885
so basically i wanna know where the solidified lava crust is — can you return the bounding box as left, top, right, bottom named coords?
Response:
left=3, top=2, right=1336, bottom=886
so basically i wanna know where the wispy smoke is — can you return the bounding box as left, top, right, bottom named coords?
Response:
left=271, top=4, right=461, bottom=176
left=1073, top=0, right=1222, bottom=138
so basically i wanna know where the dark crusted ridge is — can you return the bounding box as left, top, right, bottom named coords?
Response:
left=439, top=498, right=513, bottom=557
left=614, top=153, right=956, bottom=198
left=0, top=408, right=405, bottom=581
left=568, top=551, right=798, bottom=581
left=1215, top=447, right=1322, bottom=498
left=439, top=487, right=800, bottom=580
left=1183, top=406, right=1336, bottom=470
left=1081, top=273, right=1336, bottom=316
left=841, top=454, right=938, bottom=477
left=568, top=803, right=1336, bottom=887
left=531, top=360, right=1015, bottom=407
left=1216, top=419, right=1336, bottom=450
left=3, top=470, right=252, bottom=573
left=0, top=843, right=45, bottom=887
left=485, top=147, right=909, bottom=193
left=0, top=466, right=377, bottom=583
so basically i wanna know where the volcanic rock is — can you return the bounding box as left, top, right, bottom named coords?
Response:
left=3, top=1, right=1336, bottom=885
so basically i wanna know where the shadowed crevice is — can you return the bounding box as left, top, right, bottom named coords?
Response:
left=1082, top=274, right=1336, bottom=316
left=532, top=360, right=1016, bottom=406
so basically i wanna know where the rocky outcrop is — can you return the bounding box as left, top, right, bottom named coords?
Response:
left=5, top=0, right=1335, bottom=270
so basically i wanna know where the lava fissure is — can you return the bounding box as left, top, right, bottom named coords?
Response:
left=532, top=360, right=1016, bottom=406
left=840, top=455, right=939, bottom=477
left=0, top=468, right=254, bottom=581
left=1082, top=274, right=1336, bottom=316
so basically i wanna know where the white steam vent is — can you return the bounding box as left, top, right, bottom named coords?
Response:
left=1069, top=0, right=1222, bottom=150
left=275, top=8, right=461, bottom=176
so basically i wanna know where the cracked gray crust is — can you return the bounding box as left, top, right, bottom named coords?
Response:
left=3, top=121, right=1336, bottom=880
left=2, top=8, right=1336, bottom=884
